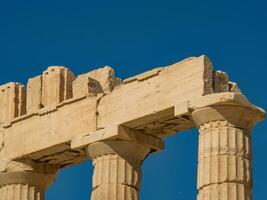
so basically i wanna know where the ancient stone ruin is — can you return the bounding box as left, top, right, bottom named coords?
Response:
left=0, top=56, right=265, bottom=200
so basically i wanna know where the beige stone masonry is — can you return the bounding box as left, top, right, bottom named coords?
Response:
left=2, top=56, right=217, bottom=165
left=87, top=141, right=151, bottom=200
left=84, top=126, right=163, bottom=200
left=0, top=159, right=57, bottom=200
left=27, top=75, right=42, bottom=112
left=191, top=104, right=264, bottom=200
left=41, top=66, right=76, bottom=107
left=72, top=66, right=121, bottom=98
left=0, top=55, right=264, bottom=199
left=0, top=82, right=26, bottom=122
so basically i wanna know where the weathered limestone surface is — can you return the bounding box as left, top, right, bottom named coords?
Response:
left=98, top=56, right=214, bottom=134
left=41, top=66, right=76, bottom=107
left=0, top=55, right=264, bottom=200
left=87, top=141, right=151, bottom=200
left=0, top=159, right=57, bottom=200
left=191, top=104, right=263, bottom=200
left=84, top=127, right=163, bottom=200
left=1, top=56, right=217, bottom=165
left=0, top=82, right=26, bottom=122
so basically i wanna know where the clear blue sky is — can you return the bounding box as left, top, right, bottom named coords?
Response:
left=0, top=1, right=266, bottom=199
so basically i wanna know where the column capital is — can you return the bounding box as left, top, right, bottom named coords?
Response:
left=87, top=140, right=151, bottom=161
left=188, top=92, right=265, bottom=130
left=191, top=104, right=264, bottom=130
left=0, top=171, right=56, bottom=191
left=85, top=128, right=164, bottom=200
left=0, top=159, right=58, bottom=190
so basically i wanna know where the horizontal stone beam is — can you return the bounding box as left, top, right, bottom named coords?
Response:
left=0, top=55, right=259, bottom=169
left=71, top=92, right=264, bottom=147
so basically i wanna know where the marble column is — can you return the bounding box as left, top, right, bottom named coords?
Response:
left=0, top=161, right=57, bottom=200
left=86, top=140, right=151, bottom=200
left=192, top=104, right=263, bottom=200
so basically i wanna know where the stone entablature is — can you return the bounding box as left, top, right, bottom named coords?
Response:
left=0, top=55, right=264, bottom=200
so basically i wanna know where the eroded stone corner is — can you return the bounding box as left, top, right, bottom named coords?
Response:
left=202, top=56, right=242, bottom=95
left=202, top=55, right=214, bottom=95
left=72, top=66, right=122, bottom=98
left=0, top=82, right=26, bottom=123
left=0, top=64, right=122, bottom=122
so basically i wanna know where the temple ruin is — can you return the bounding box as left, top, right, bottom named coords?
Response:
left=0, top=55, right=265, bottom=199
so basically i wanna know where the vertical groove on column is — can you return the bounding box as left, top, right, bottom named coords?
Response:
left=0, top=184, right=44, bottom=200
left=91, top=154, right=140, bottom=200
left=197, top=120, right=252, bottom=200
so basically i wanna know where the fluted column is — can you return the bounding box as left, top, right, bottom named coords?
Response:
left=192, top=104, right=263, bottom=200
left=86, top=140, right=151, bottom=200
left=0, top=160, right=57, bottom=200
